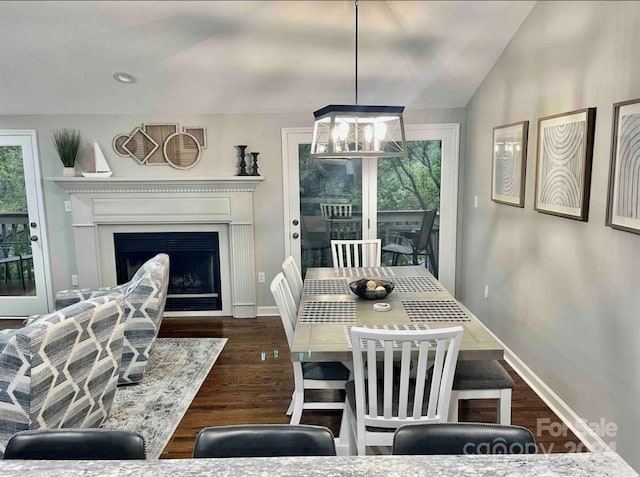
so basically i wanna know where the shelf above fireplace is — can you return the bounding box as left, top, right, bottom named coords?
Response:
left=49, top=176, right=264, bottom=194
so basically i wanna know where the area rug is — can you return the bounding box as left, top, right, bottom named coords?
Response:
left=104, top=337, right=226, bottom=459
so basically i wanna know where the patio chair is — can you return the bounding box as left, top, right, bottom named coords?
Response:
left=392, top=422, right=536, bottom=455
left=193, top=425, right=336, bottom=458
left=0, top=242, right=26, bottom=289
left=4, top=429, right=146, bottom=460
left=382, top=209, right=438, bottom=275
left=345, top=325, right=463, bottom=455
left=270, top=273, right=349, bottom=425
left=331, top=239, right=381, bottom=268
left=320, top=203, right=352, bottom=218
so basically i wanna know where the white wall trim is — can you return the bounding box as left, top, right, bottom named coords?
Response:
left=281, top=127, right=309, bottom=262
left=470, top=312, right=611, bottom=452
left=257, top=306, right=278, bottom=317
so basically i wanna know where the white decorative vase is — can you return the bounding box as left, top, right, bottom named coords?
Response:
left=62, top=166, right=76, bottom=177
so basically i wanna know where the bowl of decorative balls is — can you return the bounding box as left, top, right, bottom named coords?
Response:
left=348, top=278, right=395, bottom=300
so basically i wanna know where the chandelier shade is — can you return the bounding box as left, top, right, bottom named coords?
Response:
left=311, top=104, right=407, bottom=158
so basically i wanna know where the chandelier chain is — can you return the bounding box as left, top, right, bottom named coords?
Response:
left=355, top=0, right=359, bottom=105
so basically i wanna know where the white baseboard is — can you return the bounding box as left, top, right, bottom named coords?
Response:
left=257, top=306, right=278, bottom=316
left=471, top=314, right=610, bottom=452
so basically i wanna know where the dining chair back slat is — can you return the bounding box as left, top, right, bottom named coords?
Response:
left=331, top=239, right=381, bottom=268
left=282, top=256, right=304, bottom=310
left=270, top=273, right=297, bottom=348
left=348, top=326, right=463, bottom=454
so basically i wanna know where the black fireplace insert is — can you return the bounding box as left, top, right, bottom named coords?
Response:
left=114, top=232, right=221, bottom=312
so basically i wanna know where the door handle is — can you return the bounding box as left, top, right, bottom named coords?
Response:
left=30, top=222, right=37, bottom=228
left=30, top=235, right=39, bottom=242
left=292, top=219, right=299, bottom=226
left=292, top=233, right=299, bottom=239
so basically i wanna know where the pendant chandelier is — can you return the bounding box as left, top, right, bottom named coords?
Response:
left=310, top=0, right=407, bottom=159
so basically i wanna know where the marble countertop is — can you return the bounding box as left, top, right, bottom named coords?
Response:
left=0, top=452, right=636, bottom=476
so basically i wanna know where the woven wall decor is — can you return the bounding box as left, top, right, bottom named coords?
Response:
left=163, top=132, right=201, bottom=169
left=122, top=128, right=159, bottom=164
left=114, top=123, right=207, bottom=168
left=183, top=126, right=207, bottom=149
left=113, top=133, right=130, bottom=157
left=144, top=123, right=178, bottom=165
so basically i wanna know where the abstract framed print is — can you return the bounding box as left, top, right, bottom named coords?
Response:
left=491, top=121, right=529, bottom=207
left=606, top=98, right=640, bottom=234
left=534, top=108, right=596, bottom=221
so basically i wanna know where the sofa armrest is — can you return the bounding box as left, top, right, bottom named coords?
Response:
left=55, top=285, right=127, bottom=311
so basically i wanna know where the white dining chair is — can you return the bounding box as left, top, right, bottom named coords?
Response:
left=270, top=273, right=349, bottom=425
left=345, top=326, right=463, bottom=455
left=320, top=203, right=352, bottom=218
left=282, top=256, right=304, bottom=310
left=331, top=239, right=381, bottom=268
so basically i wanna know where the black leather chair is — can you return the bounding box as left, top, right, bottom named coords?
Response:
left=392, top=423, right=537, bottom=455
left=192, top=425, right=336, bottom=458
left=3, top=429, right=146, bottom=460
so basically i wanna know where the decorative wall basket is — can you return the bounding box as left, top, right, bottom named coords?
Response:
left=114, top=124, right=207, bottom=169
left=113, top=134, right=130, bottom=157
left=163, top=132, right=201, bottom=169
left=183, top=127, right=207, bottom=149
left=144, top=123, right=178, bottom=165
left=122, top=128, right=158, bottom=164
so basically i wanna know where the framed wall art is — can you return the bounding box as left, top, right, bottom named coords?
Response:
left=491, top=121, right=529, bottom=207
left=183, top=126, right=207, bottom=149
left=534, top=108, right=596, bottom=221
left=143, top=123, right=178, bottom=165
left=606, top=98, right=640, bottom=234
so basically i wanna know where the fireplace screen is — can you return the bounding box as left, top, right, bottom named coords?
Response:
left=114, top=232, right=221, bottom=312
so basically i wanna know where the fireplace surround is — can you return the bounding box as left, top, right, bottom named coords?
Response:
left=52, top=177, right=263, bottom=318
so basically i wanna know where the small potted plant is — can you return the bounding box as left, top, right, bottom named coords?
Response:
left=52, top=129, right=81, bottom=177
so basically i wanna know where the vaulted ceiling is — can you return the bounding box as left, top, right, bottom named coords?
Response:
left=0, top=1, right=535, bottom=114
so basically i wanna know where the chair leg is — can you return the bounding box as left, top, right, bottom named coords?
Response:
left=356, top=418, right=367, bottom=456
left=285, top=391, right=295, bottom=416
left=497, top=389, right=512, bottom=425
left=289, top=390, right=304, bottom=425
left=448, top=391, right=460, bottom=422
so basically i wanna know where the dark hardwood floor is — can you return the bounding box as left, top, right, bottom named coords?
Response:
left=157, top=316, right=585, bottom=458
left=0, top=316, right=585, bottom=458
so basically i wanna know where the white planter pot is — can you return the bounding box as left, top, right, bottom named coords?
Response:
left=62, top=167, right=76, bottom=177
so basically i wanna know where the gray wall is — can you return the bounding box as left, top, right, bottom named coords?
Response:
left=0, top=107, right=464, bottom=310
left=460, top=1, right=639, bottom=469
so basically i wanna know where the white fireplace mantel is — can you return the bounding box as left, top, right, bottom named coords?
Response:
left=51, top=176, right=264, bottom=194
left=50, top=176, right=264, bottom=318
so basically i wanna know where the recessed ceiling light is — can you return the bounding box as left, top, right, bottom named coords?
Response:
left=113, top=72, right=137, bottom=84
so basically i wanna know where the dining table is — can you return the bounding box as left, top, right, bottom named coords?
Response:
left=290, top=265, right=504, bottom=455
left=291, top=265, right=502, bottom=364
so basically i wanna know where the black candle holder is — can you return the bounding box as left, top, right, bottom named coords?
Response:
left=237, top=145, right=249, bottom=176
left=250, top=152, right=261, bottom=176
